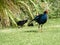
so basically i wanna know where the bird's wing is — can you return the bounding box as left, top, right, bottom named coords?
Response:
left=34, top=14, right=43, bottom=20
left=28, top=14, right=43, bottom=24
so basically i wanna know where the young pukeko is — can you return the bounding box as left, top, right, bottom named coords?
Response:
left=28, top=23, right=34, bottom=26
left=29, top=10, right=48, bottom=32
left=17, top=19, right=28, bottom=27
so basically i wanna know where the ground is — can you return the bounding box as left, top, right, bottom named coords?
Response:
left=0, top=18, right=60, bottom=45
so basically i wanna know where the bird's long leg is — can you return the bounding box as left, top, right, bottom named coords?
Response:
left=38, top=25, right=40, bottom=28
left=41, top=24, right=43, bottom=32
left=38, top=24, right=41, bottom=32
left=38, top=24, right=40, bottom=31
left=38, top=24, right=43, bottom=32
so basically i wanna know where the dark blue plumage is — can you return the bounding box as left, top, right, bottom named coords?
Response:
left=33, top=12, right=47, bottom=25
left=29, top=11, right=48, bottom=31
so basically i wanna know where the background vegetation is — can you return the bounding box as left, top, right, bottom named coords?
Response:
left=0, top=0, right=59, bottom=27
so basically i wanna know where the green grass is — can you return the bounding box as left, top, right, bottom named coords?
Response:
left=0, top=18, right=60, bottom=45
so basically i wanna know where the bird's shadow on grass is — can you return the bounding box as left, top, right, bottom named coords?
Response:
left=24, top=30, right=38, bottom=33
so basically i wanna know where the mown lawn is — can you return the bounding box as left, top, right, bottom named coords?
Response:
left=0, top=18, right=60, bottom=45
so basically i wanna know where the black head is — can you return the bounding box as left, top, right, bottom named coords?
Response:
left=28, top=23, right=34, bottom=26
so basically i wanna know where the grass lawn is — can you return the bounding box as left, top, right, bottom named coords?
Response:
left=0, top=18, right=60, bottom=45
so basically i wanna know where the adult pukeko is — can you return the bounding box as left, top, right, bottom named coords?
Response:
left=29, top=10, right=48, bottom=32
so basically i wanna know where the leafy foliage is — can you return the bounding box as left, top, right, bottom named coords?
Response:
left=0, top=0, right=59, bottom=27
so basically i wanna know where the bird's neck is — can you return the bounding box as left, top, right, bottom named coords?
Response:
left=43, top=13, right=47, bottom=15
